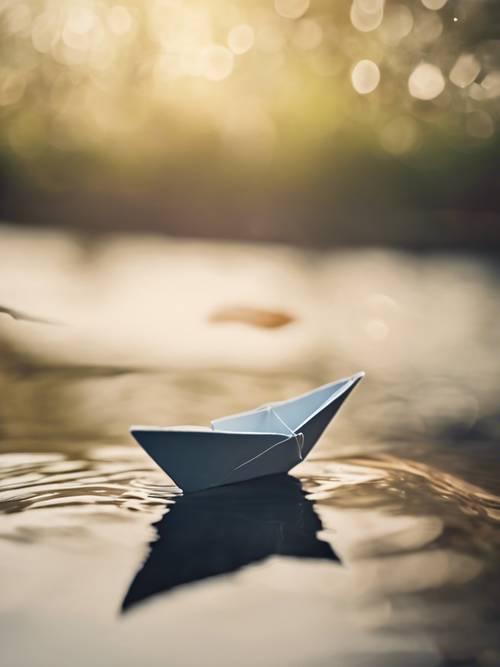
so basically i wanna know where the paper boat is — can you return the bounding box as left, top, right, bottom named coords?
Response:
left=131, top=372, right=364, bottom=493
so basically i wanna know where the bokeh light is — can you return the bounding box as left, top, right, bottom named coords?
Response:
left=408, top=63, right=445, bottom=100
left=466, top=111, right=494, bottom=139
left=351, top=59, right=380, bottom=94
left=413, top=9, right=442, bottom=42
left=350, top=0, right=384, bottom=32
left=449, top=54, right=480, bottom=88
left=107, top=5, right=133, bottom=36
left=204, top=45, right=234, bottom=81
left=274, top=0, right=310, bottom=20
left=0, top=0, right=498, bottom=207
left=420, top=0, right=447, bottom=9
left=481, top=71, right=500, bottom=99
left=228, top=24, right=255, bottom=54
left=379, top=4, right=413, bottom=45
left=380, top=116, right=419, bottom=154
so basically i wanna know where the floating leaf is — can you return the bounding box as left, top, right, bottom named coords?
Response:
left=209, top=306, right=295, bottom=329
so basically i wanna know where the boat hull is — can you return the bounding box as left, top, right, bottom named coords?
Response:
left=130, top=429, right=300, bottom=492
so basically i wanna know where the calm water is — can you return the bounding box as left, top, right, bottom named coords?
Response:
left=0, top=227, right=499, bottom=667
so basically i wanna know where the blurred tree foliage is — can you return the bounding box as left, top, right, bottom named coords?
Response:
left=0, top=0, right=499, bottom=246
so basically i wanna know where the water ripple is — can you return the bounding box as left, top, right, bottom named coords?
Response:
left=0, top=449, right=178, bottom=518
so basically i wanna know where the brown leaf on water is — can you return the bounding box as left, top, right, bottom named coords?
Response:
left=209, top=305, right=296, bottom=329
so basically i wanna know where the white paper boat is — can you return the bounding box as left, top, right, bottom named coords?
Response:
left=131, top=372, right=364, bottom=493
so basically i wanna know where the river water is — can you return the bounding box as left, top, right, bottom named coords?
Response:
left=0, top=226, right=499, bottom=667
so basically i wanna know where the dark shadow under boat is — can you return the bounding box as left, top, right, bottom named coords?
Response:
left=122, top=474, right=339, bottom=611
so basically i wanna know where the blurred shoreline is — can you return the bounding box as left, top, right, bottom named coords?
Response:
left=2, top=206, right=500, bottom=251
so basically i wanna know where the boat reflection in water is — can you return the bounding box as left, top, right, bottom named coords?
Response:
left=122, top=474, right=338, bottom=611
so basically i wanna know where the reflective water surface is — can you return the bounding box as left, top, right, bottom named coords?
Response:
left=123, top=474, right=338, bottom=610
left=0, top=228, right=499, bottom=667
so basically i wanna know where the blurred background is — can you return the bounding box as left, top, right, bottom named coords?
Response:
left=1, top=0, right=500, bottom=453
left=0, top=0, right=499, bottom=247
left=1, top=4, right=500, bottom=666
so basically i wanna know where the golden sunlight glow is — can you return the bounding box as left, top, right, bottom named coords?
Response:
left=0, top=0, right=497, bottom=165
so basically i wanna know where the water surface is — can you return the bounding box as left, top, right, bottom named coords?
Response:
left=0, top=229, right=499, bottom=667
